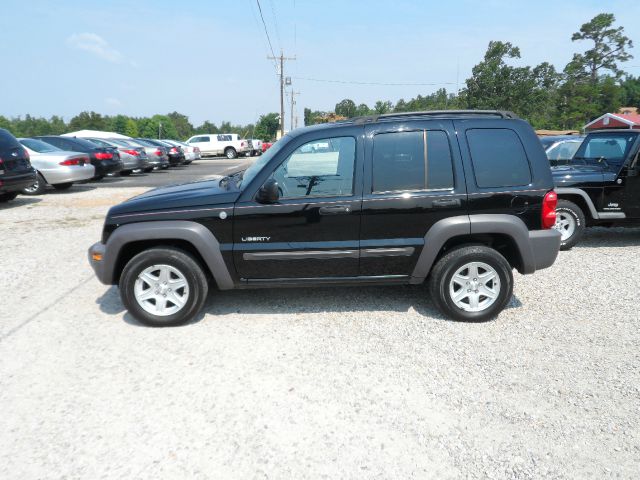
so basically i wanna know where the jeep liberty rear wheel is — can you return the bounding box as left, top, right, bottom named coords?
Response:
left=428, top=245, right=513, bottom=322
left=554, top=199, right=585, bottom=250
left=225, top=147, right=237, bottom=159
left=119, top=247, right=209, bottom=327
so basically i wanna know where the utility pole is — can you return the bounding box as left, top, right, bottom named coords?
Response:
left=267, top=51, right=295, bottom=137
left=289, top=91, right=300, bottom=132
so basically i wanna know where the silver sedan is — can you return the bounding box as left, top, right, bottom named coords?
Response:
left=18, top=138, right=95, bottom=195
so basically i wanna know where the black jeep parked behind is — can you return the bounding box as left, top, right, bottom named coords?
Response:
left=0, top=128, right=36, bottom=203
left=89, top=110, right=561, bottom=326
left=553, top=129, right=640, bottom=249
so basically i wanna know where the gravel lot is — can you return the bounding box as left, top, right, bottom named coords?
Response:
left=1, top=163, right=639, bottom=479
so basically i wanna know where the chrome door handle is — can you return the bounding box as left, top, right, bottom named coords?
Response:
left=319, top=205, right=351, bottom=215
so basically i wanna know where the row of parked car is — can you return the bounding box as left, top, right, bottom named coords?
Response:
left=0, top=129, right=202, bottom=199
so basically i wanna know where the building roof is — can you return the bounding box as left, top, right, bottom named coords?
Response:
left=584, top=113, right=640, bottom=131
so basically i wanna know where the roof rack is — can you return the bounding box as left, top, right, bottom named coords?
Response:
left=349, top=110, right=519, bottom=124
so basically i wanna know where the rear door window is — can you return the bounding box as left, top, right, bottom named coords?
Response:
left=466, top=128, right=532, bottom=188
left=372, top=130, right=454, bottom=193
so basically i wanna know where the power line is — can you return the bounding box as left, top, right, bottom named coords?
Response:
left=255, top=0, right=277, bottom=66
left=267, top=0, right=282, bottom=52
left=291, top=76, right=456, bottom=86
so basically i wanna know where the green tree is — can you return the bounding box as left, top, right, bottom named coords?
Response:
left=566, top=13, right=633, bottom=84
left=335, top=99, right=357, bottom=118
left=354, top=103, right=371, bottom=116
left=68, top=111, right=107, bottom=131
left=620, top=75, right=640, bottom=108
left=194, top=121, right=218, bottom=134
left=374, top=100, right=393, bottom=114
left=48, top=115, right=67, bottom=135
left=462, top=41, right=561, bottom=127
left=124, top=118, right=138, bottom=137
left=109, top=115, right=129, bottom=135
left=167, top=111, right=194, bottom=139
left=254, top=112, right=280, bottom=140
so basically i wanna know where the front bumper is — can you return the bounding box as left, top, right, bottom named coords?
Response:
left=528, top=229, right=561, bottom=272
left=0, top=170, right=37, bottom=193
left=88, top=242, right=110, bottom=284
left=41, top=164, right=95, bottom=185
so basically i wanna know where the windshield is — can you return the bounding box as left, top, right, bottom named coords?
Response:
left=574, top=132, right=638, bottom=167
left=239, top=137, right=289, bottom=189
left=19, top=138, right=62, bottom=153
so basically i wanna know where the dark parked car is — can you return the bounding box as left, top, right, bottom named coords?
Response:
left=89, top=110, right=561, bottom=327
left=35, top=136, right=122, bottom=180
left=0, top=128, right=36, bottom=202
left=136, top=138, right=185, bottom=166
left=553, top=129, right=640, bottom=249
left=84, top=138, right=151, bottom=175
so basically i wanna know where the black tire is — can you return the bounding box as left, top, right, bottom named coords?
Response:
left=52, top=182, right=73, bottom=191
left=144, top=167, right=154, bottom=173
left=0, top=192, right=19, bottom=202
left=225, top=147, right=237, bottom=159
left=120, top=170, right=132, bottom=176
left=22, top=172, right=47, bottom=195
left=555, top=199, right=585, bottom=250
left=92, top=175, right=105, bottom=181
left=119, top=247, right=209, bottom=327
left=428, top=245, right=513, bottom=322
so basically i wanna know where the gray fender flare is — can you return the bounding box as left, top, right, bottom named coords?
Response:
left=410, top=215, right=470, bottom=282
left=410, top=214, right=538, bottom=281
left=555, top=187, right=599, bottom=219
left=555, top=188, right=626, bottom=220
left=103, top=221, right=234, bottom=289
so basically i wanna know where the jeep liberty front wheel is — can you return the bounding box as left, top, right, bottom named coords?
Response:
left=119, top=247, right=209, bottom=327
left=554, top=199, right=585, bottom=250
left=428, top=245, right=513, bottom=322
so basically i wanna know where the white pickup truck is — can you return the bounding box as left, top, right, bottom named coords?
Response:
left=185, top=133, right=249, bottom=159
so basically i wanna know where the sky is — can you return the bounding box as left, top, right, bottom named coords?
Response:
left=1, top=0, right=639, bottom=129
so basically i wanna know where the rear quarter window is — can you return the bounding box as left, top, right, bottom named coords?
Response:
left=0, top=129, right=21, bottom=150
left=466, top=128, right=532, bottom=188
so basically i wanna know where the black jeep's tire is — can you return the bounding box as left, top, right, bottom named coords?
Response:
left=555, top=199, right=585, bottom=251
left=120, top=170, right=132, bottom=176
left=0, top=192, right=19, bottom=202
left=428, top=245, right=513, bottom=322
left=119, top=247, right=209, bottom=327
left=22, top=172, right=47, bottom=195
left=225, top=147, right=237, bottom=159
left=52, top=182, right=73, bottom=190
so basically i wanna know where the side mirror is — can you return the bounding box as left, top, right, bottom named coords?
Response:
left=256, top=178, right=280, bottom=204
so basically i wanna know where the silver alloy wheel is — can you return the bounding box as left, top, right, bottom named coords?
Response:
left=24, top=178, right=40, bottom=194
left=449, top=261, right=501, bottom=312
left=554, top=211, right=576, bottom=241
left=226, top=149, right=235, bottom=159
left=134, top=264, right=189, bottom=316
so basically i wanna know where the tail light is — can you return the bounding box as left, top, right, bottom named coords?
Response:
left=23, top=149, right=30, bottom=161
left=122, top=149, right=139, bottom=156
left=0, top=157, right=4, bottom=174
left=170, top=147, right=178, bottom=154
left=154, top=149, right=163, bottom=156
left=59, top=159, right=81, bottom=166
left=94, top=152, right=113, bottom=160
left=542, top=191, right=558, bottom=229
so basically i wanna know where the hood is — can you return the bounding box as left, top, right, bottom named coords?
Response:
left=551, top=164, right=618, bottom=186
left=108, top=177, right=241, bottom=217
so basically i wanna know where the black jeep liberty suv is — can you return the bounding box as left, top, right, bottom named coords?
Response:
left=89, top=111, right=561, bottom=326
left=552, top=128, right=640, bottom=249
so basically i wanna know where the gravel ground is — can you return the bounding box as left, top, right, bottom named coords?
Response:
left=1, top=180, right=639, bottom=479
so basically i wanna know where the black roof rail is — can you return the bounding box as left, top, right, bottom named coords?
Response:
left=348, top=110, right=519, bottom=124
